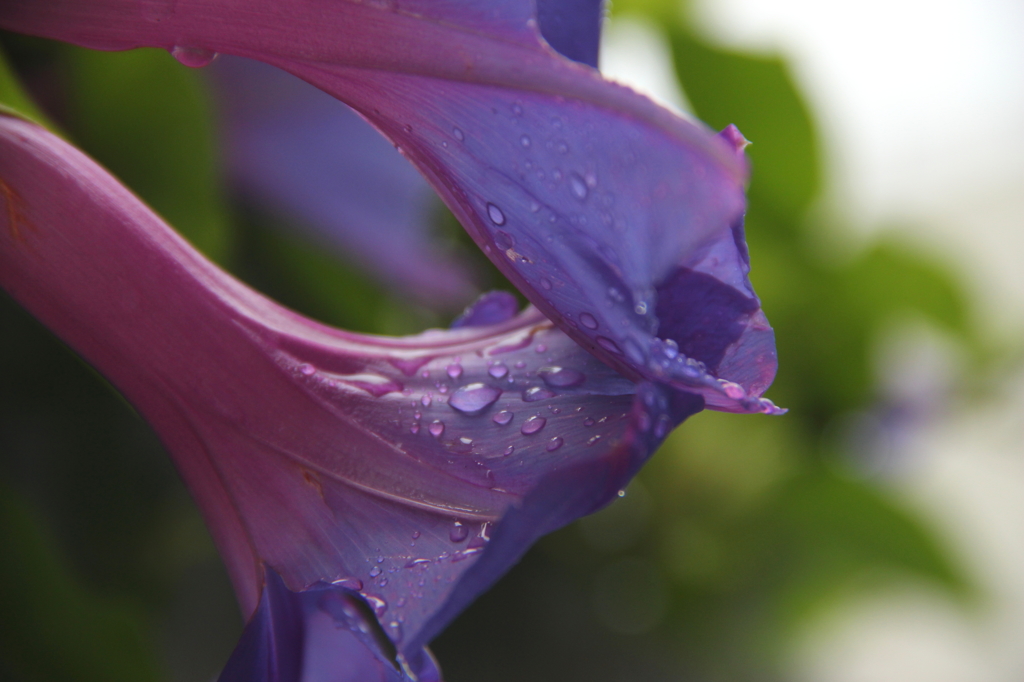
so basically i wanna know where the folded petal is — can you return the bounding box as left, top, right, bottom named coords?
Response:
left=0, top=0, right=781, bottom=414
left=209, top=56, right=478, bottom=310
left=0, top=114, right=699, bottom=663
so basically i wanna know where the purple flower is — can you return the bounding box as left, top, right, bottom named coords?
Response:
left=0, top=0, right=780, bottom=679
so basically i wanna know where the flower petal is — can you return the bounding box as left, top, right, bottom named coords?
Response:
left=0, top=0, right=780, bottom=413
left=209, top=56, right=478, bottom=310
left=220, top=567, right=440, bottom=682
left=535, top=0, right=605, bottom=67
left=0, top=114, right=699, bottom=660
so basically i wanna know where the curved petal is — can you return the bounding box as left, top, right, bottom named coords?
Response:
left=208, top=56, right=478, bottom=310
left=0, top=0, right=781, bottom=414
left=0, top=115, right=700, bottom=661
left=536, top=0, right=604, bottom=67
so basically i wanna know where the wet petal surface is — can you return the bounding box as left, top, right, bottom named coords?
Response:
left=0, top=0, right=780, bottom=413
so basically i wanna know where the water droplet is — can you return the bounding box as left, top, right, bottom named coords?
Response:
left=722, top=382, right=745, bottom=399
left=569, top=173, right=588, bottom=199
left=521, top=415, right=547, bottom=434
left=597, top=337, right=622, bottom=354
left=387, top=621, right=403, bottom=642
left=523, top=386, right=556, bottom=402
left=369, top=566, right=382, bottom=577
left=637, top=411, right=652, bottom=432
left=583, top=417, right=596, bottom=426
left=450, top=522, right=469, bottom=542
left=538, top=366, right=585, bottom=388
left=663, top=339, right=679, bottom=359
left=587, top=434, right=602, bottom=445
left=414, top=412, right=422, bottom=420
left=446, top=363, right=463, bottom=379
left=377, top=555, right=385, bottom=564
left=488, top=363, right=508, bottom=379
left=617, top=489, right=626, bottom=498
left=492, top=410, right=514, bottom=425
left=452, top=127, right=464, bottom=141
left=412, top=531, right=421, bottom=539
left=529, top=200, right=541, bottom=213
left=421, top=394, right=432, bottom=407
left=608, top=287, right=626, bottom=302
left=170, top=45, right=217, bottom=67
left=634, top=301, right=648, bottom=315
left=535, top=344, right=547, bottom=353
left=365, top=595, right=388, bottom=617
left=515, top=361, right=527, bottom=369
left=504, top=445, right=515, bottom=455
left=429, top=420, right=445, bottom=437
left=579, top=312, right=599, bottom=330
left=449, top=383, right=502, bottom=415
left=540, top=277, right=552, bottom=290
left=486, top=203, right=506, bottom=225
left=654, top=414, right=672, bottom=438
left=378, top=577, right=389, bottom=587
left=332, top=577, right=363, bottom=590
left=410, top=423, right=420, bottom=434
left=519, top=135, right=531, bottom=148
left=546, top=436, right=564, bottom=451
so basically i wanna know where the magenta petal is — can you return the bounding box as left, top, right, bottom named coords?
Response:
left=0, top=0, right=780, bottom=413
left=0, top=115, right=697, bottom=661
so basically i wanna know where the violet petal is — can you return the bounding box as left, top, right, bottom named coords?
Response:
left=0, top=114, right=698, bottom=660
left=0, top=0, right=780, bottom=413
left=450, top=290, right=520, bottom=329
left=536, top=0, right=604, bottom=67
left=208, top=56, right=477, bottom=310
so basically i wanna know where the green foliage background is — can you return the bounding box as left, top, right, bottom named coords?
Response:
left=0, top=3, right=1001, bottom=680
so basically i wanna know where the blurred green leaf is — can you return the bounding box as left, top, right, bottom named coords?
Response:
left=0, top=486, right=163, bottom=682
left=669, top=28, right=820, bottom=223
left=0, top=47, right=56, bottom=131
left=64, top=47, right=232, bottom=264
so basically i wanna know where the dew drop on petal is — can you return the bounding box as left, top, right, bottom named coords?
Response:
left=523, top=386, right=556, bottom=402
left=546, top=436, right=564, bottom=451
left=596, top=337, right=622, bottom=354
left=298, top=363, right=316, bottom=376
left=369, top=566, right=382, bottom=577
left=488, top=363, right=509, bottom=379
left=170, top=45, right=217, bottom=67
left=538, top=366, right=585, bottom=388
left=579, top=312, right=599, bottom=330
left=634, top=301, right=648, bottom=315
left=450, top=522, right=469, bottom=543
left=446, top=363, right=463, bottom=379
left=583, top=417, right=596, bottom=426
left=535, top=344, right=548, bottom=354
left=504, top=445, right=515, bottom=456
left=421, top=394, right=432, bottom=407
left=492, top=410, right=514, bottom=425
left=452, top=127, right=464, bottom=141
left=410, top=423, right=420, bottom=434
left=540, top=278, right=552, bottom=290
left=486, top=203, right=506, bottom=225
left=449, top=383, right=502, bottom=415
left=332, top=577, right=363, bottom=590
left=429, top=420, right=445, bottom=437
left=387, top=621, right=403, bottom=642
left=569, top=173, right=588, bottom=199
left=587, top=435, right=602, bottom=445
left=519, top=135, right=531, bottom=148
left=521, top=415, right=547, bottom=435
